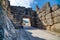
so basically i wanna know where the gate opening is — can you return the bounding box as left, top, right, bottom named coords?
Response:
left=22, top=18, right=31, bottom=27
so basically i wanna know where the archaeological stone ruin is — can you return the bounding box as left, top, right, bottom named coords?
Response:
left=36, top=2, right=60, bottom=33
left=0, top=0, right=60, bottom=40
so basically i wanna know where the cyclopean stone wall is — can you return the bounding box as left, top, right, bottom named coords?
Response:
left=36, top=2, right=60, bottom=33
left=51, top=9, right=60, bottom=33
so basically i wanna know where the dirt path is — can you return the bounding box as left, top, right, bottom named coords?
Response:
left=24, top=27, right=60, bottom=40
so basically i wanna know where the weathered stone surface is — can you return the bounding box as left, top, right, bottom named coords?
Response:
left=56, top=9, right=60, bottom=15
left=46, top=26, right=51, bottom=31
left=42, top=20, right=47, bottom=26
left=51, top=23, right=60, bottom=33
left=46, top=19, right=53, bottom=25
left=52, top=12, right=57, bottom=17
left=52, top=4, right=59, bottom=11
left=40, top=2, right=51, bottom=12
left=46, top=8, right=51, bottom=13
left=56, top=9, right=60, bottom=13
left=46, top=13, right=52, bottom=19
left=41, top=16, right=46, bottom=21
left=52, top=10, right=60, bottom=17
left=36, top=2, right=60, bottom=33
left=53, top=16, right=60, bottom=23
left=41, top=11, right=46, bottom=17
left=42, top=2, right=51, bottom=13
left=38, top=13, right=41, bottom=18
left=41, top=14, right=46, bottom=20
left=39, top=13, right=42, bottom=18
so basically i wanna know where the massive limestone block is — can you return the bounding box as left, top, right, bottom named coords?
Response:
left=51, top=23, right=60, bottom=33
left=41, top=11, right=46, bottom=17
left=43, top=2, right=51, bottom=13
left=39, top=13, right=42, bottom=18
left=42, top=20, right=47, bottom=26
left=36, top=2, right=60, bottom=33
left=46, top=13, right=52, bottom=19
left=46, top=13, right=53, bottom=25
left=52, top=4, right=59, bottom=11
left=46, top=19, right=53, bottom=25
left=56, top=9, right=60, bottom=16
left=47, top=26, right=51, bottom=31
left=41, top=16, right=46, bottom=21
left=38, top=13, right=41, bottom=18
left=52, top=9, right=60, bottom=17
left=53, top=16, right=60, bottom=23
left=46, top=8, right=51, bottom=13
left=52, top=11, right=57, bottom=17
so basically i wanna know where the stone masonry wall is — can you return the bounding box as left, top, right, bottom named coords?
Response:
left=36, top=2, right=60, bottom=33
left=51, top=9, right=60, bottom=33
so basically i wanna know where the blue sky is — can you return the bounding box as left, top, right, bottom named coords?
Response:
left=9, top=0, right=60, bottom=10
left=31, top=0, right=60, bottom=10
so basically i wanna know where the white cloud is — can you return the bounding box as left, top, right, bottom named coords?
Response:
left=9, top=0, right=34, bottom=8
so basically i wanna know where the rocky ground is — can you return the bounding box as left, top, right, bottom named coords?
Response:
left=15, top=27, right=60, bottom=40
